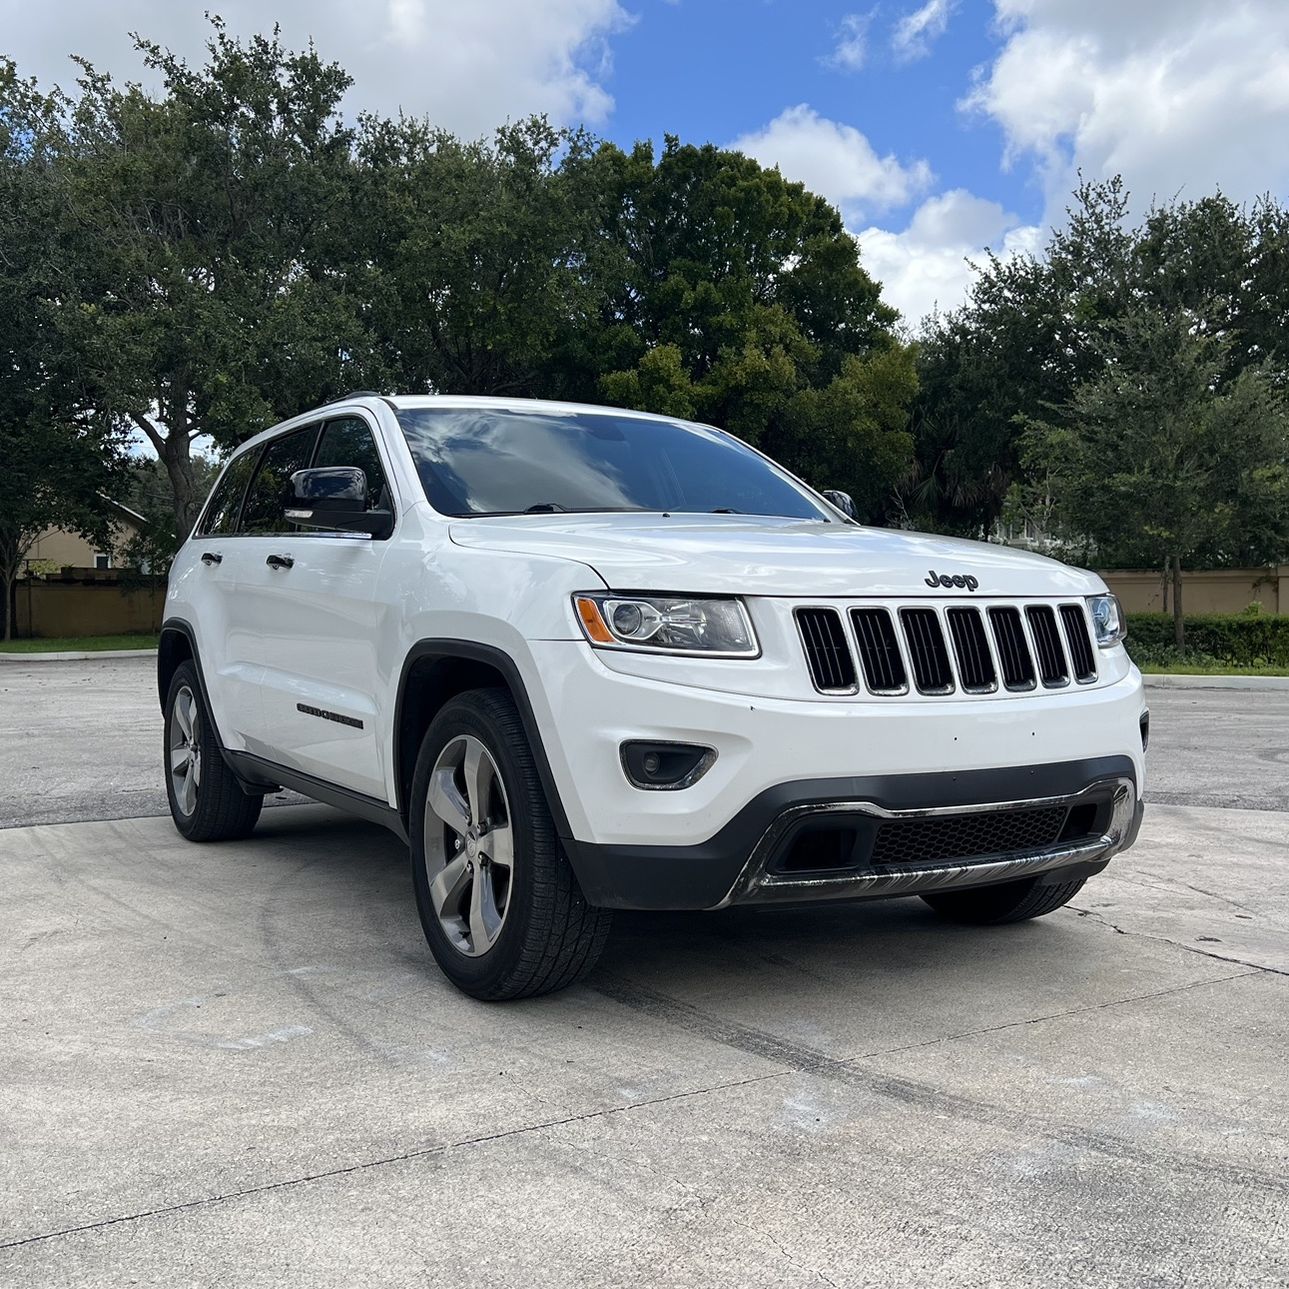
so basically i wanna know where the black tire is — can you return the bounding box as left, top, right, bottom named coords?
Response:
left=410, top=687, right=611, bottom=1001
left=920, top=875, right=1087, bottom=925
left=164, top=661, right=262, bottom=842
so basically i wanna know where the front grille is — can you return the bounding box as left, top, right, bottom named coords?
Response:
left=870, top=805, right=1069, bottom=867
left=1026, top=606, right=1069, bottom=686
left=900, top=608, right=954, bottom=694
left=794, top=598, right=1099, bottom=698
left=796, top=608, right=857, bottom=692
left=1060, top=604, right=1097, bottom=681
left=946, top=608, right=996, bottom=693
left=850, top=607, right=907, bottom=693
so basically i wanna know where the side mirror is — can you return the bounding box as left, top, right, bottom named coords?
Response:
left=821, top=489, right=857, bottom=520
left=287, top=467, right=393, bottom=538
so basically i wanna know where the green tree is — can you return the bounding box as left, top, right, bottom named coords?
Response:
left=0, top=62, right=127, bottom=638
left=53, top=21, right=380, bottom=534
left=1022, top=307, right=1289, bottom=649
left=911, top=178, right=1289, bottom=538
left=581, top=137, right=914, bottom=517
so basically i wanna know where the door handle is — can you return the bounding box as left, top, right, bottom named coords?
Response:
left=200, top=552, right=222, bottom=565
left=265, top=554, right=294, bottom=570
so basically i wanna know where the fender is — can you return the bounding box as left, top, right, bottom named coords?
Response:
left=158, top=618, right=227, bottom=746
left=393, top=639, right=574, bottom=839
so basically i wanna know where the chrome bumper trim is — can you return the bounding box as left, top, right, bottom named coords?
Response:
left=715, top=778, right=1136, bottom=908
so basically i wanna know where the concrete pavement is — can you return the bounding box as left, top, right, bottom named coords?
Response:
left=1, top=657, right=1286, bottom=1285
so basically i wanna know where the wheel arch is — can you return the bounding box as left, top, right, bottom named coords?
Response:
left=157, top=618, right=232, bottom=756
left=394, top=640, right=573, bottom=839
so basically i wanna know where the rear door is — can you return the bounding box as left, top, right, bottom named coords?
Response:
left=233, top=415, right=395, bottom=800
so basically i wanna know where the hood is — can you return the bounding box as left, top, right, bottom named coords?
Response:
left=447, top=514, right=1103, bottom=598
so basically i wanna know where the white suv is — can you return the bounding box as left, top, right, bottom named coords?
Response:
left=160, top=395, right=1147, bottom=999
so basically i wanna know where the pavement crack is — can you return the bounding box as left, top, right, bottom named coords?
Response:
left=0, top=1072, right=786, bottom=1253
left=850, top=967, right=1261, bottom=1061
left=1070, top=905, right=1289, bottom=977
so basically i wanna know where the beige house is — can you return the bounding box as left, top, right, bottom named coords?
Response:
left=24, top=499, right=147, bottom=572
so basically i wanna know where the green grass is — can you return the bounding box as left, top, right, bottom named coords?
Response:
left=1138, top=661, right=1289, bottom=677
left=0, top=633, right=159, bottom=653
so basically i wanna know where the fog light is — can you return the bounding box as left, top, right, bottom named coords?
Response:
left=621, top=741, right=716, bottom=790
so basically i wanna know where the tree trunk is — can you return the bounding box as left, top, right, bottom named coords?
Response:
left=159, top=434, right=200, bottom=538
left=1161, top=561, right=1170, bottom=615
left=1, top=568, right=14, bottom=642
left=1171, top=555, right=1185, bottom=652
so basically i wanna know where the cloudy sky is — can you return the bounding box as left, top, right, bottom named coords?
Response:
left=5, top=0, right=1289, bottom=322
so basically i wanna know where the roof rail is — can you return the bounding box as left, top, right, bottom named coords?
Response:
left=319, top=390, right=400, bottom=411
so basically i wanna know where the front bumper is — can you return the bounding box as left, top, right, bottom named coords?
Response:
left=563, top=757, right=1141, bottom=910
left=522, top=640, right=1147, bottom=910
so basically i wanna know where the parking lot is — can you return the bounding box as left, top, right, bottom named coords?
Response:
left=2, top=656, right=1286, bottom=1286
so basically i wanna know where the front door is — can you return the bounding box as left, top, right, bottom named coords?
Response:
left=233, top=416, right=395, bottom=801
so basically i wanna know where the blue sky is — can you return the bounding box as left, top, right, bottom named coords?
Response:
left=5, top=0, right=1289, bottom=321
left=609, top=0, right=1022, bottom=215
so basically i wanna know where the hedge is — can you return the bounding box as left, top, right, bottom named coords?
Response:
left=1125, top=613, right=1289, bottom=666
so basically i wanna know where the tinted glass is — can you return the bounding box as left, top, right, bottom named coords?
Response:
left=200, top=449, right=259, bottom=535
left=240, top=426, right=319, bottom=534
left=315, top=417, right=389, bottom=509
left=397, top=408, right=828, bottom=520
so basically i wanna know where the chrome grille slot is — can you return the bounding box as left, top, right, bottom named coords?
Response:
left=1026, top=605, right=1069, bottom=686
left=1060, top=603, right=1097, bottom=682
left=850, top=608, right=907, bottom=694
left=945, top=608, right=996, bottom=693
left=899, top=608, right=954, bottom=694
left=988, top=607, right=1036, bottom=690
left=796, top=608, right=857, bottom=693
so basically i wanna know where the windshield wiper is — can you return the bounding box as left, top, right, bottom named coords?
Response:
left=710, top=507, right=741, bottom=514
left=524, top=502, right=568, bottom=513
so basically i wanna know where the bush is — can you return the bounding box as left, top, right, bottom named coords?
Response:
left=1125, top=613, right=1289, bottom=667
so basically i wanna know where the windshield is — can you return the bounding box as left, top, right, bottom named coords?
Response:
left=396, top=407, right=831, bottom=521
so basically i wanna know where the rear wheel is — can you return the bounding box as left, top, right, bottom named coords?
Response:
left=164, top=661, right=262, bottom=842
left=411, top=688, right=611, bottom=1000
left=920, top=875, right=1087, bottom=925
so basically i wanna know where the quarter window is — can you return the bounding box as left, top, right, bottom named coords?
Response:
left=240, top=426, right=320, bottom=535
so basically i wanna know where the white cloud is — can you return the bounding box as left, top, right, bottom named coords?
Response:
left=892, top=0, right=957, bottom=62
left=824, top=12, right=874, bottom=72
left=731, top=105, right=933, bottom=221
left=857, top=189, right=1040, bottom=323
left=0, top=0, right=631, bottom=137
left=965, top=0, right=1289, bottom=219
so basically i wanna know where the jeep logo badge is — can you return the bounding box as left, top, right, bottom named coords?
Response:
left=925, top=568, right=979, bottom=591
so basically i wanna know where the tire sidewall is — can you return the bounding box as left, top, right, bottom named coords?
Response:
left=410, top=692, right=555, bottom=995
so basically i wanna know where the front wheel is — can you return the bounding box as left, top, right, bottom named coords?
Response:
left=410, top=688, right=611, bottom=1000
left=920, top=874, right=1088, bottom=925
left=164, top=661, right=262, bottom=842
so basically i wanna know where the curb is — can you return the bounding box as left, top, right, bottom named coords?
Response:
left=1144, top=673, right=1289, bottom=692
left=0, top=649, right=158, bottom=663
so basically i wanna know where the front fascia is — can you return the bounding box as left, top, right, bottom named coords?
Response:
left=529, top=637, right=1148, bottom=852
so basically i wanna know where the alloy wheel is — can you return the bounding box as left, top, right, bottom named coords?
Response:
left=423, top=734, right=514, bottom=957
left=169, top=685, right=202, bottom=817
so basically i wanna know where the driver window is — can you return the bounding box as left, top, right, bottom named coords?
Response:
left=315, top=417, right=390, bottom=510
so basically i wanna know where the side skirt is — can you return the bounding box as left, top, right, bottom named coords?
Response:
left=225, top=750, right=409, bottom=845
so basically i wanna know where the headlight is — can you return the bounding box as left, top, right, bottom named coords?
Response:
left=1086, top=594, right=1126, bottom=648
left=573, top=593, right=758, bottom=656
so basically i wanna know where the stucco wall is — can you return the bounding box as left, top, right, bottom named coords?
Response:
left=1100, top=567, right=1287, bottom=615
left=14, top=576, right=165, bottom=638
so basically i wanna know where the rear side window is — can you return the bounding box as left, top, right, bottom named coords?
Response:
left=199, top=450, right=259, bottom=535
left=314, top=417, right=390, bottom=510
left=240, top=426, right=319, bottom=534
